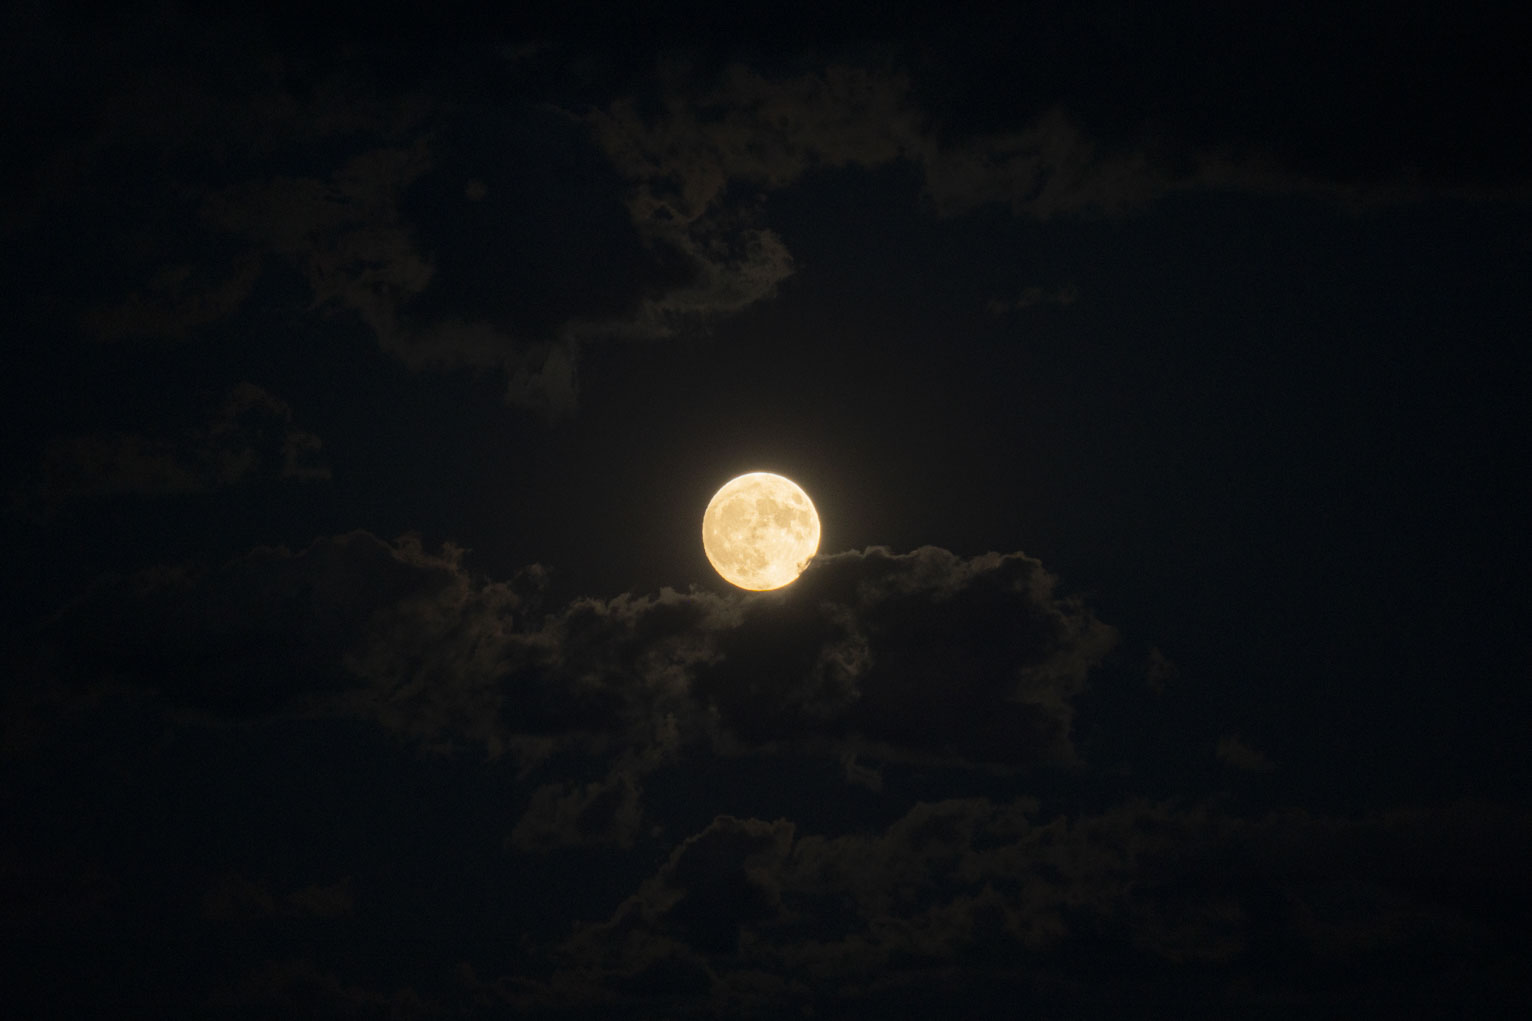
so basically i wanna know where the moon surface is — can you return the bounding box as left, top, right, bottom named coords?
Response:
left=702, top=472, right=821, bottom=590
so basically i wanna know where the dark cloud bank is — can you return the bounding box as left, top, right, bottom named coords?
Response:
left=8, top=532, right=1529, bottom=1014
left=29, top=533, right=1112, bottom=773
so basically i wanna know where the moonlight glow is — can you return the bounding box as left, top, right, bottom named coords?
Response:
left=702, top=472, right=821, bottom=590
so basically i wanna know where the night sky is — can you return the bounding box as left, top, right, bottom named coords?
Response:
left=5, top=2, right=1532, bottom=1015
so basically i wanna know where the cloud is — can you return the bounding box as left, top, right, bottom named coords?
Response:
left=920, top=109, right=1164, bottom=219
left=1145, top=645, right=1179, bottom=694
left=208, top=958, right=434, bottom=1016
left=24, top=382, right=328, bottom=503
left=508, top=769, right=646, bottom=852
left=458, top=545, right=1118, bottom=774
left=581, top=55, right=1530, bottom=348
left=200, top=142, right=438, bottom=333
left=36, top=434, right=204, bottom=499
left=83, top=254, right=265, bottom=342
left=579, top=65, right=921, bottom=337
left=186, top=133, right=583, bottom=418
left=581, top=67, right=1148, bottom=341
left=43, top=531, right=502, bottom=719
left=40, top=535, right=1114, bottom=777
left=585, top=64, right=1162, bottom=224
left=987, top=283, right=1080, bottom=316
left=538, top=798, right=1532, bottom=1013
left=201, top=874, right=355, bottom=921
left=587, top=58, right=1443, bottom=284
left=1216, top=734, right=1277, bottom=773
left=564, top=815, right=795, bottom=982
left=581, top=59, right=1432, bottom=371
left=586, top=65, right=922, bottom=226
left=840, top=750, right=883, bottom=792
left=37, top=36, right=578, bottom=416
left=45, top=33, right=1517, bottom=428
left=197, top=144, right=586, bottom=414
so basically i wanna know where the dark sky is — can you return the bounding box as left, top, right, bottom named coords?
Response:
left=5, top=2, right=1531, bottom=1015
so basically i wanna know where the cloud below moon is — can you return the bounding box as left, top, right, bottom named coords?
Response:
left=28, top=533, right=1116, bottom=776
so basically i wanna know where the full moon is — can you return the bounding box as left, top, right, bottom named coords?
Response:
left=702, top=472, right=821, bottom=591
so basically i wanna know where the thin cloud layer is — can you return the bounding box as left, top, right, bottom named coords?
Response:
left=586, top=66, right=1157, bottom=227
left=24, top=14, right=1524, bottom=424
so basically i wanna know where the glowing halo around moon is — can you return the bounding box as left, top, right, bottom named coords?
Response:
left=702, top=472, right=821, bottom=591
